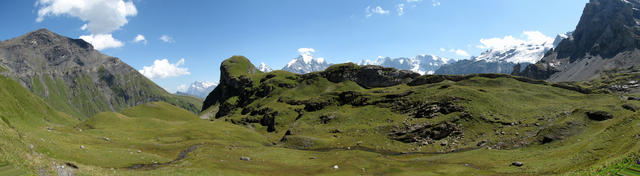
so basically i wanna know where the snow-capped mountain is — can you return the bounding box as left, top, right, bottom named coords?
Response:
left=360, top=55, right=452, bottom=75
left=177, top=81, right=217, bottom=99
left=282, top=54, right=331, bottom=74
left=436, top=32, right=570, bottom=75
left=258, top=62, right=273, bottom=72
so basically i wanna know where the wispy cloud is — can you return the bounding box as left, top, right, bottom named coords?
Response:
left=432, top=0, right=441, bottom=7
left=366, top=6, right=390, bottom=18
left=441, top=48, right=470, bottom=57
left=397, top=4, right=405, bottom=16
left=160, top=35, right=174, bottom=43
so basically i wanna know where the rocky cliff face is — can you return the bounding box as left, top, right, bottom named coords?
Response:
left=0, top=29, right=201, bottom=118
left=516, top=0, right=640, bottom=81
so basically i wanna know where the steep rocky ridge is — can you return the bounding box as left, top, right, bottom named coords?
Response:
left=516, top=0, right=640, bottom=82
left=0, top=28, right=201, bottom=118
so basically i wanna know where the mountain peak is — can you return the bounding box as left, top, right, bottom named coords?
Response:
left=14, top=28, right=93, bottom=50
left=282, top=55, right=331, bottom=74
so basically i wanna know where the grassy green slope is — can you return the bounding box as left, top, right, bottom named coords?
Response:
left=0, top=75, right=79, bottom=175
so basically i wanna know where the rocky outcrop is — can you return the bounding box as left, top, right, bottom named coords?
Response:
left=516, top=0, right=640, bottom=82
left=321, top=63, right=421, bottom=88
left=202, top=56, right=259, bottom=117
left=0, top=29, right=200, bottom=118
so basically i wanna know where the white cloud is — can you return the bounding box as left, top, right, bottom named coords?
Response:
left=441, top=48, right=470, bottom=57
left=407, top=0, right=422, bottom=2
left=366, top=6, right=390, bottom=18
left=79, top=34, right=123, bottom=50
left=35, top=0, right=137, bottom=51
left=432, top=0, right=441, bottom=7
left=455, top=49, right=470, bottom=57
left=133, top=34, right=146, bottom=44
left=139, top=58, right=191, bottom=79
left=397, top=4, right=405, bottom=16
left=297, top=48, right=315, bottom=62
left=160, top=35, right=174, bottom=43
left=36, top=0, right=137, bottom=34
left=477, top=31, right=553, bottom=50
left=176, top=84, right=188, bottom=92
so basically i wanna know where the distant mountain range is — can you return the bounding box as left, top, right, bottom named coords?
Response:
left=270, top=33, right=566, bottom=75
left=360, top=55, right=451, bottom=75
left=436, top=32, right=568, bottom=75
left=177, top=81, right=217, bottom=99
left=281, top=54, right=331, bottom=74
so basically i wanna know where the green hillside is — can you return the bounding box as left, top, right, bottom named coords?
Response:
left=1, top=57, right=639, bottom=175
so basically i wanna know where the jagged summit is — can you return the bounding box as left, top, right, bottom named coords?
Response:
left=11, top=28, right=93, bottom=50
left=282, top=54, right=331, bottom=74
left=515, top=0, right=640, bottom=81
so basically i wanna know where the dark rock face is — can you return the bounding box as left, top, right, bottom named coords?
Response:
left=517, top=0, right=640, bottom=82
left=321, top=64, right=420, bottom=88
left=391, top=122, right=462, bottom=143
left=0, top=29, right=200, bottom=118
left=586, top=111, right=614, bottom=121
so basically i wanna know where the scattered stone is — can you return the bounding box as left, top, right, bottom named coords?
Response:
left=333, top=165, right=339, bottom=170
left=500, top=131, right=506, bottom=135
left=356, top=141, right=363, bottom=145
left=476, top=140, right=487, bottom=147
left=137, top=150, right=142, bottom=153
left=103, top=137, right=110, bottom=142
left=65, top=162, right=78, bottom=169
left=80, top=145, right=85, bottom=149
left=240, top=156, right=251, bottom=161
left=441, top=141, right=448, bottom=146
left=622, top=104, right=638, bottom=112
left=534, top=123, right=540, bottom=126
left=586, top=111, right=614, bottom=121
left=512, top=162, right=524, bottom=167
left=29, top=144, right=34, bottom=149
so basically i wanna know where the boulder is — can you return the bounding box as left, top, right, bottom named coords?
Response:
left=586, top=111, right=614, bottom=121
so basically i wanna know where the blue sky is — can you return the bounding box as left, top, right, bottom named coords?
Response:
left=0, top=0, right=587, bottom=92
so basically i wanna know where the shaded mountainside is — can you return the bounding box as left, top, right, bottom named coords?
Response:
left=0, top=29, right=201, bottom=118
left=516, top=0, right=640, bottom=82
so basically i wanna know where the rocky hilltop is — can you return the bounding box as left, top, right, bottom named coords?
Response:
left=515, top=0, right=640, bottom=81
left=0, top=29, right=201, bottom=118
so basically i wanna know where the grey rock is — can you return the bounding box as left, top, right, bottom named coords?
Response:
left=512, top=162, right=524, bottom=167
left=240, top=156, right=251, bottom=161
